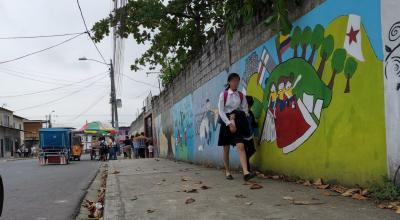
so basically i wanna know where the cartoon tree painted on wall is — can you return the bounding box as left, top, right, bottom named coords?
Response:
left=300, top=26, right=312, bottom=58
left=161, top=112, right=174, bottom=159
left=291, top=26, right=302, bottom=57
left=308, top=24, right=325, bottom=64
left=344, top=57, right=358, bottom=93
left=317, top=35, right=334, bottom=79
left=328, top=48, right=347, bottom=90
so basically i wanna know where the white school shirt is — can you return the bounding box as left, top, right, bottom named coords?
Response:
left=218, top=88, right=249, bottom=126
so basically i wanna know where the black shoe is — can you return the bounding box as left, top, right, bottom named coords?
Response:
left=226, top=174, right=234, bottom=180
left=243, top=172, right=256, bottom=181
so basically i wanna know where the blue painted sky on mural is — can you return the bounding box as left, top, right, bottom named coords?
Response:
left=230, top=0, right=383, bottom=90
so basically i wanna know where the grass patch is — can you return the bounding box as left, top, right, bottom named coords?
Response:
left=369, top=176, right=400, bottom=201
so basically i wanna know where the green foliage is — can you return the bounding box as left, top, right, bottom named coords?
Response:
left=92, top=0, right=302, bottom=86
left=320, top=35, right=334, bottom=59
left=291, top=26, right=302, bottom=49
left=331, top=48, right=347, bottom=74
left=300, top=26, right=312, bottom=47
left=344, top=57, right=358, bottom=79
left=311, top=24, right=325, bottom=49
left=369, top=176, right=400, bottom=201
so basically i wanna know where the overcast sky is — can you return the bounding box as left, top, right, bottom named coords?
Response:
left=0, top=0, right=159, bottom=128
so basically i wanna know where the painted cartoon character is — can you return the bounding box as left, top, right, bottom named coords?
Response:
left=198, top=99, right=218, bottom=151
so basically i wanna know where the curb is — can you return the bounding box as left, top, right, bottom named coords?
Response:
left=104, top=161, right=125, bottom=220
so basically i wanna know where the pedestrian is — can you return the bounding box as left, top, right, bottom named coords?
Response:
left=99, top=136, right=108, bottom=161
left=23, top=145, right=28, bottom=158
left=110, top=137, right=118, bottom=160
left=123, top=136, right=132, bottom=159
left=148, top=142, right=154, bottom=158
left=136, top=133, right=147, bottom=158
left=244, top=95, right=257, bottom=172
left=133, top=134, right=140, bottom=159
left=218, top=72, right=255, bottom=181
left=16, top=147, right=22, bottom=158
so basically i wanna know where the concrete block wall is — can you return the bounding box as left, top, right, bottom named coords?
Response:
left=131, top=0, right=400, bottom=186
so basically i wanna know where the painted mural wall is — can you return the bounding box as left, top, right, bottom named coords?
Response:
left=153, top=0, right=399, bottom=186
left=381, top=0, right=400, bottom=181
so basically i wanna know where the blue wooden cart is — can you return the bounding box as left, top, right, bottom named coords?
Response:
left=38, top=128, right=74, bottom=165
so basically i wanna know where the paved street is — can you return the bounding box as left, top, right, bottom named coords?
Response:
left=0, top=154, right=100, bottom=220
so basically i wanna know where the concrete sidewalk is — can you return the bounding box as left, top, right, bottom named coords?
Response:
left=104, top=159, right=399, bottom=220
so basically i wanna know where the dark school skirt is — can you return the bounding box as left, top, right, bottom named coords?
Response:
left=218, top=110, right=251, bottom=146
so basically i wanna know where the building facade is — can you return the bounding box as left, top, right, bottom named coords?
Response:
left=0, top=107, right=25, bottom=158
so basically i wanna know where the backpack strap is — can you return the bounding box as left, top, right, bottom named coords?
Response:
left=223, top=90, right=228, bottom=106
left=238, top=91, right=244, bottom=104
left=223, top=90, right=243, bottom=106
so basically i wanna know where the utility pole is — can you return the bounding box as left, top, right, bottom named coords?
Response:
left=110, top=59, right=119, bottom=130
left=48, top=114, right=52, bottom=128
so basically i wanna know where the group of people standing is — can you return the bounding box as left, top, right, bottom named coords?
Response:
left=91, top=133, right=155, bottom=161
left=122, top=133, right=154, bottom=159
left=98, top=136, right=118, bottom=161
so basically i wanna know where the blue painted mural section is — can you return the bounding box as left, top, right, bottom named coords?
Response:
left=192, top=70, right=241, bottom=167
left=172, top=95, right=196, bottom=161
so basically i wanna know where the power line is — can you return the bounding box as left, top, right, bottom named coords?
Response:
left=0, top=32, right=85, bottom=65
left=0, top=72, right=107, bottom=98
left=69, top=90, right=109, bottom=121
left=0, top=31, right=87, bottom=40
left=76, top=0, right=107, bottom=63
left=122, top=73, right=159, bottom=88
left=14, top=75, right=107, bottom=111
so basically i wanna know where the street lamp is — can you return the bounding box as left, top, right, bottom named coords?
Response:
left=78, top=57, right=119, bottom=130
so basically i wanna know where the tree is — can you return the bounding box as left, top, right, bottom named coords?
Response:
left=317, top=35, right=334, bottom=79
left=343, top=57, right=358, bottom=93
left=308, top=24, right=325, bottom=64
left=92, top=0, right=301, bottom=86
left=291, top=26, right=302, bottom=57
left=300, top=26, right=312, bottom=58
left=328, top=48, right=347, bottom=90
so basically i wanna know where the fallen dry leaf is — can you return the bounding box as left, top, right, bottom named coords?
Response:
left=361, top=188, right=369, bottom=196
left=245, top=201, right=253, bottom=205
left=293, top=200, right=325, bottom=205
left=184, top=189, right=198, bottom=193
left=296, top=179, right=305, bottom=184
left=146, top=209, right=155, bottom=213
left=111, top=170, right=120, bottom=174
left=377, top=203, right=388, bottom=209
left=235, top=194, right=247, bottom=198
left=317, top=184, right=330, bottom=189
left=257, top=173, right=269, bottom=179
left=313, top=178, right=323, bottom=186
left=341, top=188, right=360, bottom=197
left=331, top=185, right=348, bottom=194
left=185, top=197, right=195, bottom=204
left=303, top=180, right=312, bottom=186
left=321, top=191, right=331, bottom=196
left=351, top=193, right=368, bottom=200
left=181, top=177, right=190, bottom=181
left=283, top=196, right=294, bottom=201
left=200, top=185, right=210, bottom=190
left=250, top=183, right=263, bottom=190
